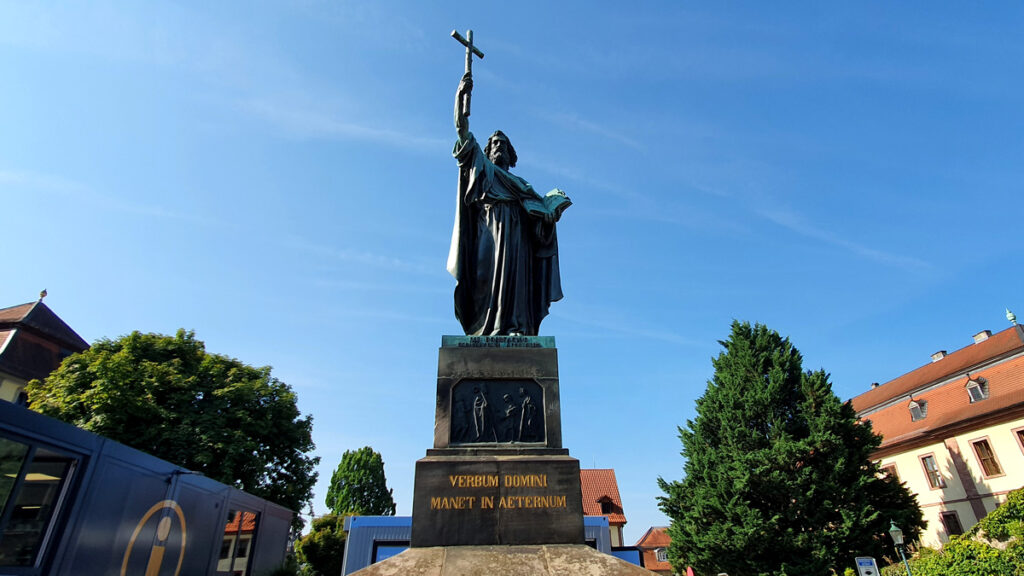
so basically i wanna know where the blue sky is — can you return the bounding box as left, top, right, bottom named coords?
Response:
left=3, top=1, right=1023, bottom=542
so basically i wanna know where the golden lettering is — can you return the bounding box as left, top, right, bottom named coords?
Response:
left=448, top=475, right=499, bottom=488
left=502, top=474, right=548, bottom=488
left=495, top=493, right=567, bottom=509
left=429, top=496, right=477, bottom=510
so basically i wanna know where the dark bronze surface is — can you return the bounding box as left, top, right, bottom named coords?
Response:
left=446, top=58, right=568, bottom=336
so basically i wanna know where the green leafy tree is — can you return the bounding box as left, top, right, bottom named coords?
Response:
left=658, top=321, right=924, bottom=576
left=295, top=514, right=347, bottom=576
left=326, top=447, right=396, bottom=516
left=26, top=329, right=319, bottom=520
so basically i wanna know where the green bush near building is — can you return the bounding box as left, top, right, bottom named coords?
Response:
left=881, top=487, right=1024, bottom=576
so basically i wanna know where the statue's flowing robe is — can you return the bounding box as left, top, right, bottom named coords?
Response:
left=447, top=132, right=562, bottom=336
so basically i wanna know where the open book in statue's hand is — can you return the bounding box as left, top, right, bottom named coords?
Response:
left=523, top=188, right=572, bottom=222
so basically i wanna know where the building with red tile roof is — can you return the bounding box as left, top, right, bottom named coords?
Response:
left=851, top=322, right=1024, bottom=548
left=580, top=468, right=627, bottom=546
left=634, top=526, right=673, bottom=575
left=0, top=297, right=88, bottom=404
left=219, top=510, right=259, bottom=575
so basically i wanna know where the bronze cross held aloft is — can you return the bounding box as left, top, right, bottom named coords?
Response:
left=451, top=29, right=484, bottom=116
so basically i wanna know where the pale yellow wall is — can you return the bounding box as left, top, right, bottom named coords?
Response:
left=610, top=525, right=623, bottom=547
left=881, top=441, right=964, bottom=505
left=0, top=375, right=27, bottom=403
left=951, top=420, right=1024, bottom=496
left=878, top=416, right=1024, bottom=548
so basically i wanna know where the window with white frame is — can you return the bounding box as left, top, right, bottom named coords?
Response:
left=965, top=376, right=989, bottom=403
left=655, top=548, right=668, bottom=562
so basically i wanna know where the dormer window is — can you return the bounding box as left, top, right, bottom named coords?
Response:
left=966, top=376, right=989, bottom=403
left=597, top=495, right=619, bottom=515
left=656, top=548, right=668, bottom=562
left=909, top=399, right=928, bottom=422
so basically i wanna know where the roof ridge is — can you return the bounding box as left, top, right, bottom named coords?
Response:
left=852, top=325, right=1024, bottom=413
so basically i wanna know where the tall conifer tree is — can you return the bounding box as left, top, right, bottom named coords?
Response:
left=658, top=322, right=923, bottom=575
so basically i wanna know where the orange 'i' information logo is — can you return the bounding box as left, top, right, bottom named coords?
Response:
left=120, top=500, right=187, bottom=576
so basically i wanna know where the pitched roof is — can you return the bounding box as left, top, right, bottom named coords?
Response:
left=851, top=325, right=1024, bottom=414
left=860, top=352, right=1024, bottom=452
left=0, top=302, right=35, bottom=323
left=634, top=525, right=670, bottom=548
left=580, top=468, right=626, bottom=525
left=635, top=526, right=672, bottom=571
left=0, top=301, right=89, bottom=351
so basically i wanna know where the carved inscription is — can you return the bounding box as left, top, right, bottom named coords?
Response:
left=444, top=335, right=551, bottom=348
left=449, top=474, right=499, bottom=488
left=457, top=336, right=543, bottom=348
left=428, top=473, right=566, bottom=510
left=428, top=495, right=567, bottom=509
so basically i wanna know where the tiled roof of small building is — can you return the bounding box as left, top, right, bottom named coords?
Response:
left=635, top=526, right=672, bottom=571
left=635, top=525, right=670, bottom=548
left=580, top=468, right=626, bottom=524
left=224, top=511, right=258, bottom=534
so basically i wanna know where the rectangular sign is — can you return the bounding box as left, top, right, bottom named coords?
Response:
left=854, top=556, right=880, bottom=576
left=410, top=456, right=583, bottom=547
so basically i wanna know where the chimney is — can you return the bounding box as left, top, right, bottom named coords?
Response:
left=870, top=382, right=879, bottom=389
left=931, top=350, right=947, bottom=362
left=973, top=330, right=991, bottom=344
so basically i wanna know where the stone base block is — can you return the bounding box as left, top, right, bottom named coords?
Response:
left=410, top=454, right=583, bottom=547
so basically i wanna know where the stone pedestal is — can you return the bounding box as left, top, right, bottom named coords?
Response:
left=410, top=336, right=584, bottom=547
left=351, top=545, right=656, bottom=576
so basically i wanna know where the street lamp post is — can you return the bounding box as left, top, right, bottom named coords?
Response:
left=888, top=520, right=913, bottom=576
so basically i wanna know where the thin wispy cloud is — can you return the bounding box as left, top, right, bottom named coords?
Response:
left=333, top=307, right=448, bottom=325
left=283, top=235, right=435, bottom=274
left=0, top=170, right=88, bottom=194
left=309, top=278, right=448, bottom=296
left=542, top=111, right=644, bottom=151
left=0, top=169, right=223, bottom=228
left=521, top=158, right=642, bottom=201
left=759, top=207, right=931, bottom=269
left=554, top=306, right=702, bottom=347
left=242, top=99, right=448, bottom=153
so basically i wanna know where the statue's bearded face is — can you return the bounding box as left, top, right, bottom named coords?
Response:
left=487, top=137, right=512, bottom=169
